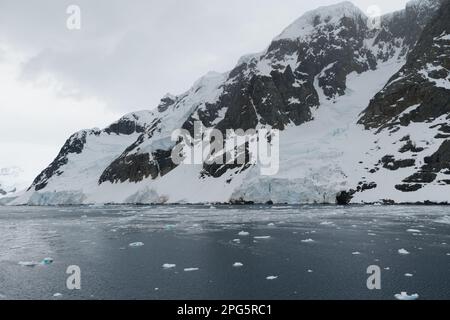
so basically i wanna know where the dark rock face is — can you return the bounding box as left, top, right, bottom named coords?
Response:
left=398, top=137, right=425, bottom=153
left=395, top=183, right=423, bottom=192
left=336, top=190, right=355, bottom=205
left=99, top=149, right=176, bottom=184
left=105, top=116, right=147, bottom=135
left=380, top=155, right=416, bottom=170
left=0, top=188, right=6, bottom=196
left=399, top=140, right=450, bottom=187
left=423, top=140, right=450, bottom=171
left=359, top=0, right=450, bottom=130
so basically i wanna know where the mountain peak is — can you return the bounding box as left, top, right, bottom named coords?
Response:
left=274, top=1, right=365, bottom=41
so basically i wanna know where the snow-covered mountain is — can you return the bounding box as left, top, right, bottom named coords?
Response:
left=0, top=167, right=26, bottom=196
left=11, top=0, right=450, bottom=205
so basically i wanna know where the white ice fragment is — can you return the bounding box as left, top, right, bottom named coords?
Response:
left=232, top=239, right=241, bottom=243
left=405, top=273, right=413, bottom=277
left=53, top=293, right=63, bottom=298
left=233, top=262, right=243, bottom=268
left=301, top=238, right=315, bottom=243
left=129, top=242, right=144, bottom=247
left=395, top=292, right=419, bottom=300
left=184, top=268, right=199, bottom=272
left=267, top=223, right=275, bottom=226
left=18, top=261, right=38, bottom=267
left=406, top=229, right=421, bottom=233
left=307, top=269, right=313, bottom=273
left=398, top=249, right=410, bottom=255
left=238, top=231, right=250, bottom=236
left=352, top=252, right=361, bottom=255
left=266, top=276, right=278, bottom=280
left=254, top=236, right=271, bottom=240
left=162, top=264, right=176, bottom=269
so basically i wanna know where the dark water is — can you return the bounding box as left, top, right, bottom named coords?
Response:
left=0, top=205, right=449, bottom=300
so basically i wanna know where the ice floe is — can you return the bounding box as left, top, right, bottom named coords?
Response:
left=233, top=262, right=243, bottom=267
left=398, top=249, right=410, bottom=255
left=406, top=229, right=421, bottom=233
left=129, top=242, right=144, bottom=247
left=184, top=268, right=199, bottom=272
left=238, top=231, right=250, bottom=236
left=254, top=236, right=271, bottom=240
left=162, top=264, right=176, bottom=269
left=18, top=261, right=38, bottom=267
left=394, top=292, right=419, bottom=300
left=352, top=252, right=361, bottom=255
left=266, top=276, right=278, bottom=280
left=405, top=273, right=413, bottom=277
left=301, top=238, right=315, bottom=243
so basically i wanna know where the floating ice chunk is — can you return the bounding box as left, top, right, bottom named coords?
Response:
left=405, top=273, right=413, bottom=277
left=406, top=229, right=421, bottom=233
left=307, top=269, right=313, bottom=273
left=446, top=253, right=450, bottom=256
left=184, top=268, right=199, bottom=272
left=301, top=239, right=315, bottom=243
left=320, top=221, right=334, bottom=225
left=162, top=264, right=176, bottom=269
left=18, top=261, right=38, bottom=267
left=398, top=249, right=410, bottom=255
left=352, top=252, right=361, bottom=255
left=129, top=242, right=144, bottom=247
left=232, top=239, right=241, bottom=243
left=254, top=236, right=271, bottom=240
left=266, top=276, right=278, bottom=280
left=53, top=293, right=63, bottom=298
left=41, top=257, right=54, bottom=265
left=395, top=292, right=419, bottom=300
left=267, top=223, right=275, bottom=226
left=384, top=267, right=390, bottom=270
left=233, top=262, right=243, bottom=268
left=238, top=231, right=250, bottom=236
left=154, top=288, right=159, bottom=291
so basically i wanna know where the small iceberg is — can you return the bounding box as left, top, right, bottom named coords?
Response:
left=352, top=252, right=361, bottom=255
left=254, top=236, right=271, bottom=240
left=238, top=231, right=249, bottom=236
left=162, top=264, right=176, bottom=269
left=129, top=242, right=144, bottom=247
left=398, top=249, right=410, bottom=255
left=41, top=257, right=54, bottom=265
left=405, top=273, right=413, bottom=277
left=406, top=229, right=421, bottom=233
left=394, top=292, right=419, bottom=300
left=184, top=268, right=199, bottom=272
left=266, top=276, right=278, bottom=280
left=53, top=293, right=63, bottom=298
left=233, top=262, right=243, bottom=268
left=301, top=239, right=315, bottom=243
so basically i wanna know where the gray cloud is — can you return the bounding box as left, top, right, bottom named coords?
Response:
left=0, top=0, right=409, bottom=112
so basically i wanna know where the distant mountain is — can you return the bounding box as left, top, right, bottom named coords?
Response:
left=0, top=166, right=23, bottom=196
left=12, top=0, right=450, bottom=205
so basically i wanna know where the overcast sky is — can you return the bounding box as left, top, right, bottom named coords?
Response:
left=0, top=0, right=410, bottom=184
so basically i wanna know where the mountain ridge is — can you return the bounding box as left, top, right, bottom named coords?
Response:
left=8, top=0, right=449, bottom=205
